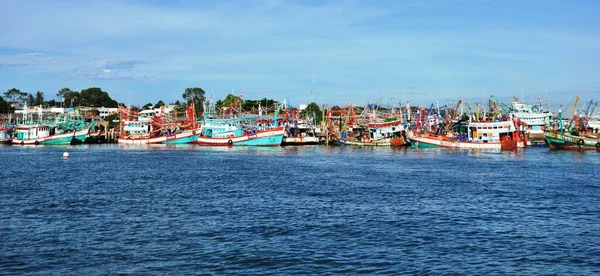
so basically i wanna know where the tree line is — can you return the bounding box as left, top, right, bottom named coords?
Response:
left=1, top=86, right=324, bottom=123
left=0, top=87, right=120, bottom=113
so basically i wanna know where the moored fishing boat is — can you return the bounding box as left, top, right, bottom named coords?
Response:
left=544, top=95, right=600, bottom=151
left=196, top=121, right=284, bottom=146
left=489, top=95, right=552, bottom=145
left=11, top=112, right=92, bottom=145
left=409, top=120, right=527, bottom=150
left=281, top=109, right=321, bottom=145
left=117, top=105, right=200, bottom=145
left=0, top=122, right=14, bottom=144
left=545, top=131, right=600, bottom=151
left=196, top=96, right=284, bottom=146
left=509, top=100, right=552, bottom=144
left=338, top=119, right=409, bottom=146
left=12, top=125, right=90, bottom=145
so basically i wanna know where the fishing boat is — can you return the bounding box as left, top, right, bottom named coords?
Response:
left=0, top=122, right=14, bottom=144
left=544, top=95, right=600, bottom=151
left=196, top=96, right=284, bottom=146
left=490, top=95, right=552, bottom=144
left=12, top=124, right=90, bottom=145
left=117, top=105, right=200, bottom=145
left=282, top=121, right=321, bottom=145
left=197, top=118, right=284, bottom=146
left=338, top=119, right=409, bottom=146
left=545, top=131, right=600, bottom=151
left=281, top=108, right=321, bottom=145
left=409, top=119, right=527, bottom=150
left=509, top=100, right=552, bottom=144
left=11, top=111, right=92, bottom=145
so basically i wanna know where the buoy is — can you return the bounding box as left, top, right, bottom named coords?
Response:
left=63, top=152, right=70, bottom=158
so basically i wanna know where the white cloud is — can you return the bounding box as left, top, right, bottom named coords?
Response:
left=0, top=53, right=46, bottom=66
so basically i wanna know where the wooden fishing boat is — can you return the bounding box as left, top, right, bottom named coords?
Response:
left=12, top=125, right=90, bottom=145
left=409, top=120, right=527, bottom=150
left=197, top=117, right=284, bottom=146
left=196, top=95, right=284, bottom=146
left=545, top=131, right=600, bottom=151
left=338, top=119, right=410, bottom=146
left=544, top=94, right=600, bottom=151
left=117, top=105, right=200, bottom=145
left=282, top=121, right=321, bottom=145
left=11, top=112, right=93, bottom=145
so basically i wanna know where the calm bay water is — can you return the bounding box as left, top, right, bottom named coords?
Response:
left=1, top=145, right=599, bottom=274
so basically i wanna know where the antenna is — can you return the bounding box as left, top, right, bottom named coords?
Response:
left=545, top=88, right=550, bottom=112
left=310, top=66, right=318, bottom=103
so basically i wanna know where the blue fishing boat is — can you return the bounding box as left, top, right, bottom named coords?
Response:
left=196, top=97, right=284, bottom=146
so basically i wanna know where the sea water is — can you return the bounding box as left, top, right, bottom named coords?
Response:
left=1, top=145, right=599, bottom=274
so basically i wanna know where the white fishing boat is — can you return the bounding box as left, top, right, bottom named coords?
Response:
left=508, top=101, right=552, bottom=144
left=409, top=120, right=527, bottom=150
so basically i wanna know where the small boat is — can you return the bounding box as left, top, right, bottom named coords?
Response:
left=0, top=122, right=14, bottom=144
left=281, top=112, right=321, bottom=146
left=12, top=125, right=90, bottom=145
left=338, top=119, right=410, bottom=146
left=545, top=131, right=600, bottom=151
left=544, top=94, right=600, bottom=151
left=409, top=120, right=527, bottom=150
left=117, top=105, right=200, bottom=145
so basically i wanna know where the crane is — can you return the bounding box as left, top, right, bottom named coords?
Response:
left=489, top=95, right=510, bottom=114
left=566, top=94, right=580, bottom=131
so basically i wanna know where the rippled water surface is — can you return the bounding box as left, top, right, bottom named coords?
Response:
left=1, top=145, right=599, bottom=274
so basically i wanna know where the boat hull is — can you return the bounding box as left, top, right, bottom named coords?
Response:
left=282, top=136, right=320, bottom=145
left=410, top=135, right=525, bottom=150
left=197, top=128, right=284, bottom=146
left=545, top=132, right=600, bottom=151
left=337, top=137, right=409, bottom=147
left=12, top=128, right=89, bottom=145
left=118, top=129, right=200, bottom=145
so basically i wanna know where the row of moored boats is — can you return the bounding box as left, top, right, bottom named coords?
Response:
left=1, top=95, right=598, bottom=151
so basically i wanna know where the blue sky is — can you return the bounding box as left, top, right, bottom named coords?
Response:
left=1, top=0, right=599, bottom=109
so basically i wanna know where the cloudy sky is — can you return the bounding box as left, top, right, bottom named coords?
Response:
left=1, top=0, right=599, bottom=108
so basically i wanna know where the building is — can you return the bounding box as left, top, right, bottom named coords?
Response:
left=97, top=107, right=119, bottom=119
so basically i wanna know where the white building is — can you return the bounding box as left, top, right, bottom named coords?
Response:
left=139, top=105, right=175, bottom=117
left=98, top=107, right=119, bottom=119
left=15, top=104, right=66, bottom=115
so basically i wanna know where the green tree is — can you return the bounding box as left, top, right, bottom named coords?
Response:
left=57, top=88, right=80, bottom=107
left=79, top=87, right=118, bottom=107
left=34, top=91, right=44, bottom=106
left=301, top=102, right=323, bottom=124
left=0, top=96, right=9, bottom=114
left=44, top=99, right=59, bottom=107
left=26, top=93, right=35, bottom=106
left=4, top=88, right=28, bottom=104
left=142, top=103, right=153, bottom=110
left=216, top=94, right=239, bottom=112
left=154, top=100, right=165, bottom=108
left=182, top=87, right=205, bottom=114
